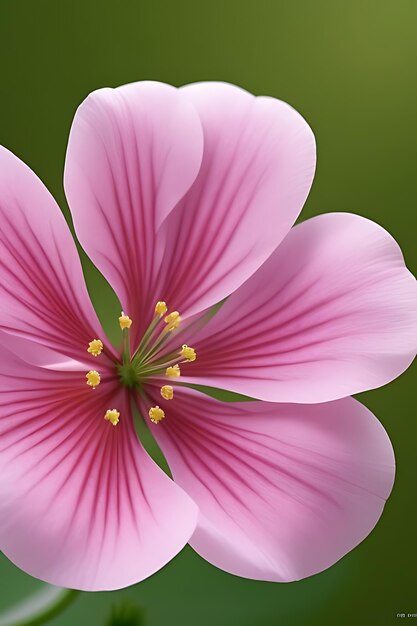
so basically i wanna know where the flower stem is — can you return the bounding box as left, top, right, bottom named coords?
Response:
left=0, top=585, right=79, bottom=626
left=132, top=315, right=160, bottom=362
left=122, top=328, right=131, bottom=365
left=135, top=357, right=179, bottom=378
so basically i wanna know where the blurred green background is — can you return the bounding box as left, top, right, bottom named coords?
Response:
left=0, top=0, right=416, bottom=624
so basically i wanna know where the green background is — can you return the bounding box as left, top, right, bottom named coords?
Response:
left=0, top=0, right=416, bottom=624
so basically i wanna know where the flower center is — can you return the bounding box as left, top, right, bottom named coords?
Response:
left=85, top=301, right=197, bottom=426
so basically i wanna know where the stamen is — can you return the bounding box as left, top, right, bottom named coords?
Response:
left=86, top=370, right=101, bottom=388
left=180, top=344, right=197, bottom=362
left=121, top=301, right=197, bottom=388
left=133, top=302, right=169, bottom=363
left=155, top=301, right=168, bottom=316
left=166, top=364, right=181, bottom=378
left=164, top=311, right=181, bottom=331
left=119, top=312, right=132, bottom=330
left=149, top=406, right=165, bottom=424
left=160, top=385, right=174, bottom=400
left=104, top=409, right=120, bottom=426
left=87, top=339, right=103, bottom=357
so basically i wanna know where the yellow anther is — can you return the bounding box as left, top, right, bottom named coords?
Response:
left=119, top=312, right=132, bottom=330
left=164, top=311, right=181, bottom=331
left=168, top=316, right=181, bottom=331
left=149, top=406, right=165, bottom=424
left=164, top=311, right=179, bottom=324
left=87, top=339, right=103, bottom=357
left=86, top=370, right=101, bottom=388
left=160, top=385, right=174, bottom=400
left=180, top=344, right=197, bottom=362
left=166, top=364, right=181, bottom=378
left=155, top=301, right=168, bottom=316
left=104, top=409, right=120, bottom=426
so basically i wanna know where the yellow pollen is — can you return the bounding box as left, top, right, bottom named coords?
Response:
left=104, top=409, right=120, bottom=426
left=164, top=311, right=179, bottom=324
left=86, top=370, right=101, bottom=388
left=180, top=344, right=197, bottom=362
left=118, top=312, right=132, bottom=330
left=160, top=385, right=174, bottom=400
left=168, top=317, right=181, bottom=330
left=166, top=364, right=181, bottom=378
left=149, top=406, right=165, bottom=424
left=87, top=339, right=103, bottom=357
left=155, top=301, right=168, bottom=316
left=164, top=311, right=181, bottom=331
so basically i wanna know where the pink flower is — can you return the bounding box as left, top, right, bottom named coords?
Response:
left=0, top=81, right=415, bottom=591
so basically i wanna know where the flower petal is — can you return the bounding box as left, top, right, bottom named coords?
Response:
left=0, top=345, right=197, bottom=591
left=64, top=81, right=204, bottom=344
left=145, top=387, right=394, bottom=582
left=154, top=82, right=316, bottom=318
left=0, top=147, right=111, bottom=363
left=183, top=213, right=417, bottom=402
left=0, top=330, right=84, bottom=369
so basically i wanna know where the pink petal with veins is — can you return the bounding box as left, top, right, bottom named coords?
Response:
left=0, top=147, right=112, bottom=364
left=145, top=387, right=394, bottom=582
left=64, top=81, right=204, bottom=345
left=182, top=213, right=417, bottom=402
left=154, top=82, right=316, bottom=318
left=0, top=345, right=197, bottom=591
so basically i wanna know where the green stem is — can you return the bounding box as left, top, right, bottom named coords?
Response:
left=122, top=328, right=130, bottom=364
left=0, top=585, right=79, bottom=626
left=138, top=314, right=186, bottom=365
left=135, top=357, right=179, bottom=378
left=141, top=349, right=179, bottom=368
left=132, top=315, right=160, bottom=362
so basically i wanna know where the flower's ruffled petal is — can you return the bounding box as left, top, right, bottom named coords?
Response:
left=183, top=213, right=417, bottom=403
left=0, top=345, right=197, bottom=591
left=146, top=387, right=394, bottom=582
left=64, top=81, right=204, bottom=344
left=0, top=147, right=112, bottom=363
left=154, top=82, right=316, bottom=318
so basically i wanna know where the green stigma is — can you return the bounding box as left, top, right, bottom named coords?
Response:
left=117, top=362, right=138, bottom=389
